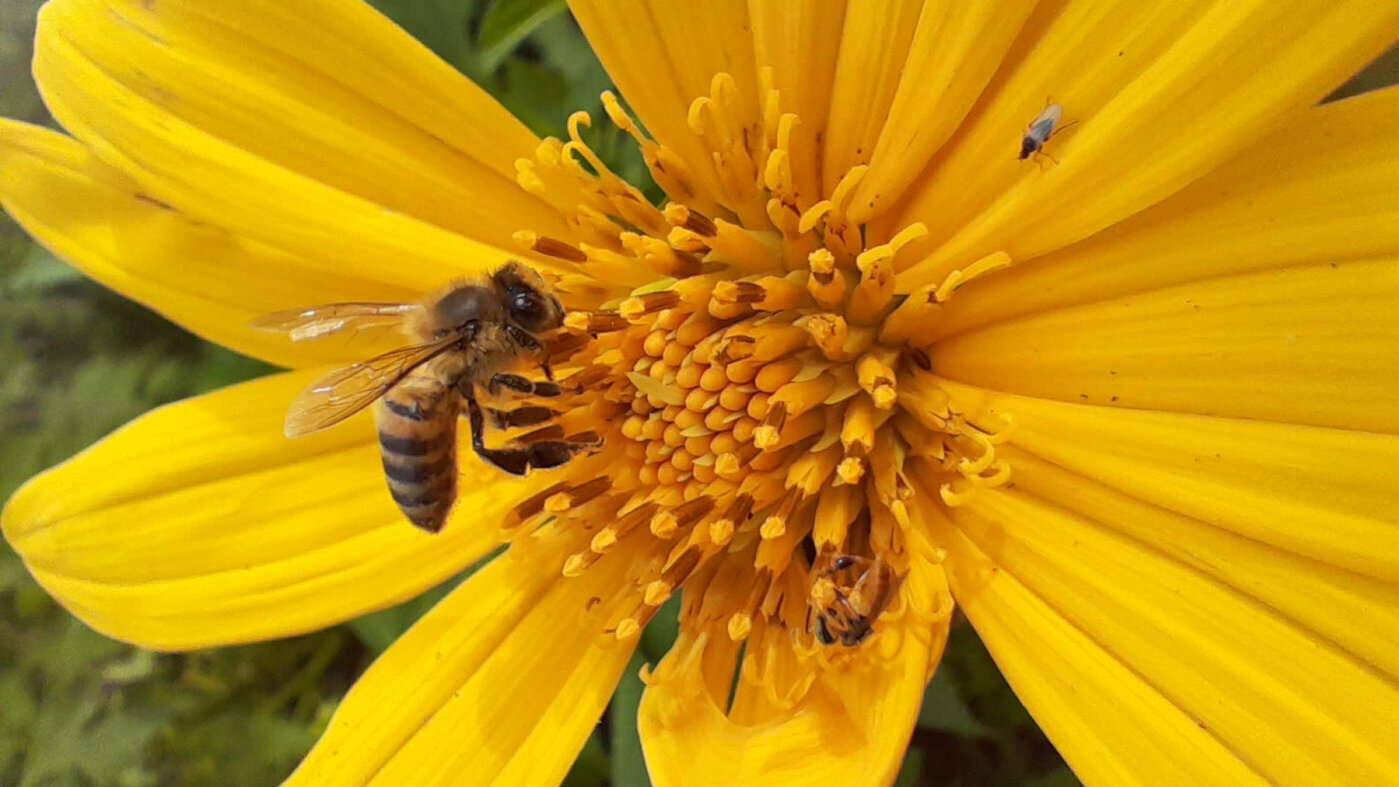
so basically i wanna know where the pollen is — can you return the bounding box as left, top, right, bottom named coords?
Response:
left=506, top=73, right=1001, bottom=707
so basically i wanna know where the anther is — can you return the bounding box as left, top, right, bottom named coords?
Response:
left=514, top=230, right=589, bottom=263
left=505, top=482, right=571, bottom=529
left=753, top=401, right=789, bottom=450
left=565, top=311, right=630, bottom=333
left=663, top=202, right=718, bottom=237
left=620, top=290, right=682, bottom=319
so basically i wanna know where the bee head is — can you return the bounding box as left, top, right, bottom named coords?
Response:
left=494, top=262, right=565, bottom=334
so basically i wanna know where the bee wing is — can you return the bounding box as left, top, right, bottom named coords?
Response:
left=251, top=302, right=419, bottom=343
left=283, top=339, right=455, bottom=437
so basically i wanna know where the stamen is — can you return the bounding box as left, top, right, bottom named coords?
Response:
left=514, top=230, right=589, bottom=263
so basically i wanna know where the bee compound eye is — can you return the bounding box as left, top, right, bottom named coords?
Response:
left=508, top=287, right=557, bottom=330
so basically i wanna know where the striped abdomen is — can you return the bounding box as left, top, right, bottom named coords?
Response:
left=376, top=375, right=459, bottom=532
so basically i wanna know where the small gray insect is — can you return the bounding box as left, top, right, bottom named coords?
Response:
left=1019, top=102, right=1073, bottom=163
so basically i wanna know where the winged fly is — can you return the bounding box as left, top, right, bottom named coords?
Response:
left=1019, top=102, right=1074, bottom=165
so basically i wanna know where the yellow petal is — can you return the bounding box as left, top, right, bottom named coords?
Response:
left=894, top=0, right=1399, bottom=284
left=31, top=1, right=563, bottom=296
left=931, top=258, right=1399, bottom=432
left=1, top=370, right=551, bottom=651
left=920, top=475, right=1399, bottom=785
left=0, top=120, right=417, bottom=368
left=936, top=86, right=1399, bottom=338
left=570, top=0, right=758, bottom=207
left=748, top=1, right=846, bottom=204
left=845, top=0, right=1038, bottom=222
left=287, top=540, right=637, bottom=786
left=998, top=445, right=1399, bottom=680
left=922, top=502, right=1265, bottom=785
left=640, top=555, right=951, bottom=787
left=36, top=0, right=569, bottom=254
left=937, top=380, right=1399, bottom=584
left=820, top=0, right=923, bottom=196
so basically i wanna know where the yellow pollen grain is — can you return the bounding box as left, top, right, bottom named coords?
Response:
left=562, top=553, right=590, bottom=578
left=715, top=452, right=741, bottom=478
left=650, top=510, right=679, bottom=538
left=836, top=456, right=865, bottom=485
left=590, top=528, right=619, bottom=553
left=709, top=518, right=735, bottom=546
left=644, top=580, right=673, bottom=607
left=544, top=491, right=573, bottom=514
left=614, top=618, right=641, bottom=640
left=727, top=613, right=753, bottom=641
left=760, top=515, right=786, bottom=539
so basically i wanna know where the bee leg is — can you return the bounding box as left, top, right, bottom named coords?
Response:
left=489, top=405, right=557, bottom=429
left=503, top=324, right=556, bottom=380
left=464, top=393, right=598, bottom=475
left=489, top=373, right=562, bottom=399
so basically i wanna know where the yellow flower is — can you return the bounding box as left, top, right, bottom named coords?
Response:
left=4, top=0, right=1399, bottom=784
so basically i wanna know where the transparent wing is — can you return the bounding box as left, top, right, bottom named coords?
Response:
left=284, top=339, right=455, bottom=437
left=251, top=302, right=418, bottom=342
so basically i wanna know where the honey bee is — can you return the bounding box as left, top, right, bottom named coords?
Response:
left=253, top=261, right=601, bottom=532
left=808, top=554, right=905, bottom=647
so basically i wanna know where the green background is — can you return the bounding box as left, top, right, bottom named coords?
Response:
left=1, top=1, right=1394, bottom=784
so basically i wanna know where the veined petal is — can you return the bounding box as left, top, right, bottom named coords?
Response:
left=922, top=499, right=1267, bottom=786
left=32, top=3, right=565, bottom=298
left=938, top=380, right=1399, bottom=583
left=996, top=446, right=1399, bottom=680
left=820, top=0, right=922, bottom=197
left=924, top=478, right=1399, bottom=785
left=287, top=540, right=638, bottom=787
left=935, top=86, right=1399, bottom=338
left=845, top=0, right=1037, bottom=222
left=748, top=1, right=846, bottom=203
left=895, top=0, right=1399, bottom=283
left=1, top=371, right=551, bottom=651
left=570, top=0, right=758, bottom=208
left=640, top=554, right=951, bottom=787
left=931, top=258, right=1399, bottom=432
left=0, top=120, right=412, bottom=369
left=36, top=0, right=569, bottom=253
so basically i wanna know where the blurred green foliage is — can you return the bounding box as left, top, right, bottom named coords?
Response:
left=2, top=0, right=1393, bottom=783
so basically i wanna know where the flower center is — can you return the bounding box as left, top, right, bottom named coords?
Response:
left=502, top=72, right=1004, bottom=703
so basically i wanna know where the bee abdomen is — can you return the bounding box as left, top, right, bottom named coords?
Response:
left=376, top=390, right=458, bottom=533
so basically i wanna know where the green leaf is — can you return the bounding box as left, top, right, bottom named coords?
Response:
left=609, top=651, right=650, bottom=787
left=6, top=247, right=82, bottom=294
left=638, top=594, right=680, bottom=663
left=562, top=732, right=609, bottom=787
left=366, top=0, right=481, bottom=77
left=478, top=0, right=567, bottom=70
left=1026, top=767, right=1086, bottom=787
left=892, top=746, right=925, bottom=787
left=917, top=668, right=994, bottom=738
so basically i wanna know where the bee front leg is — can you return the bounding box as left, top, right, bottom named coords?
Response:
left=503, top=325, right=554, bottom=381
left=463, top=390, right=599, bottom=475
left=489, top=373, right=562, bottom=398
